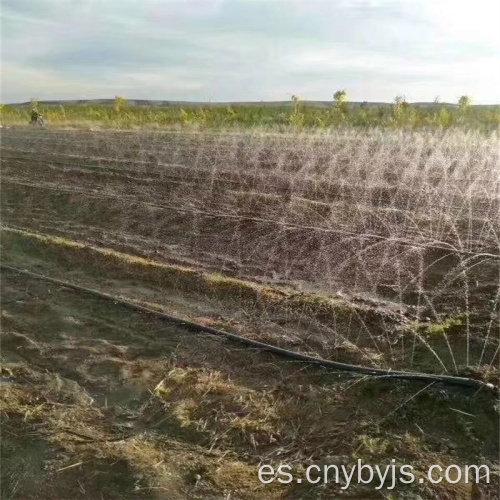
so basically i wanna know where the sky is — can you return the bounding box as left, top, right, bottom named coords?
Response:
left=1, top=0, right=499, bottom=104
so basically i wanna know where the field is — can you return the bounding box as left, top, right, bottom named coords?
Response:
left=2, top=99, right=500, bottom=131
left=1, top=125, right=499, bottom=499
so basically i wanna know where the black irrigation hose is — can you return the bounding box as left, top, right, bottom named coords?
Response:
left=1, top=264, right=497, bottom=393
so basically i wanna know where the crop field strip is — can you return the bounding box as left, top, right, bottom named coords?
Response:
left=3, top=263, right=494, bottom=392
left=3, top=177, right=497, bottom=237
left=3, top=182, right=497, bottom=318
left=2, top=154, right=498, bottom=217
left=2, top=180, right=497, bottom=266
left=2, top=149, right=498, bottom=241
left=1, top=223, right=499, bottom=374
left=0, top=225, right=410, bottom=360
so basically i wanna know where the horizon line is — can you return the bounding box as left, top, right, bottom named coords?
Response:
left=6, top=98, right=500, bottom=107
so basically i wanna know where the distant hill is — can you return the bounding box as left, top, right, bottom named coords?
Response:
left=7, top=99, right=499, bottom=110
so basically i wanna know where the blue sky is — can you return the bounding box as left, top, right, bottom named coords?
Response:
left=1, top=0, right=499, bottom=103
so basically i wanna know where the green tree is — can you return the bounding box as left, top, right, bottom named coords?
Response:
left=333, top=90, right=348, bottom=114
left=458, top=95, right=472, bottom=112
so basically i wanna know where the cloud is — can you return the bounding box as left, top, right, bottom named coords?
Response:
left=1, top=0, right=499, bottom=103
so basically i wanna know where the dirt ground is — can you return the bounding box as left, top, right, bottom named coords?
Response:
left=1, top=128, right=499, bottom=499
left=2, top=263, right=499, bottom=500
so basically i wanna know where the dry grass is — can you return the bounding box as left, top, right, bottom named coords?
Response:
left=1, top=272, right=498, bottom=499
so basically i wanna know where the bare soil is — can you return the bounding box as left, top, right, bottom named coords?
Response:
left=1, top=128, right=499, bottom=499
left=2, top=265, right=499, bottom=499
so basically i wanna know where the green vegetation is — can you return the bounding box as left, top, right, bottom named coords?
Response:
left=413, top=316, right=466, bottom=338
left=113, top=95, right=128, bottom=113
left=333, top=89, right=349, bottom=115
left=1, top=94, right=498, bottom=130
left=458, top=95, right=472, bottom=112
